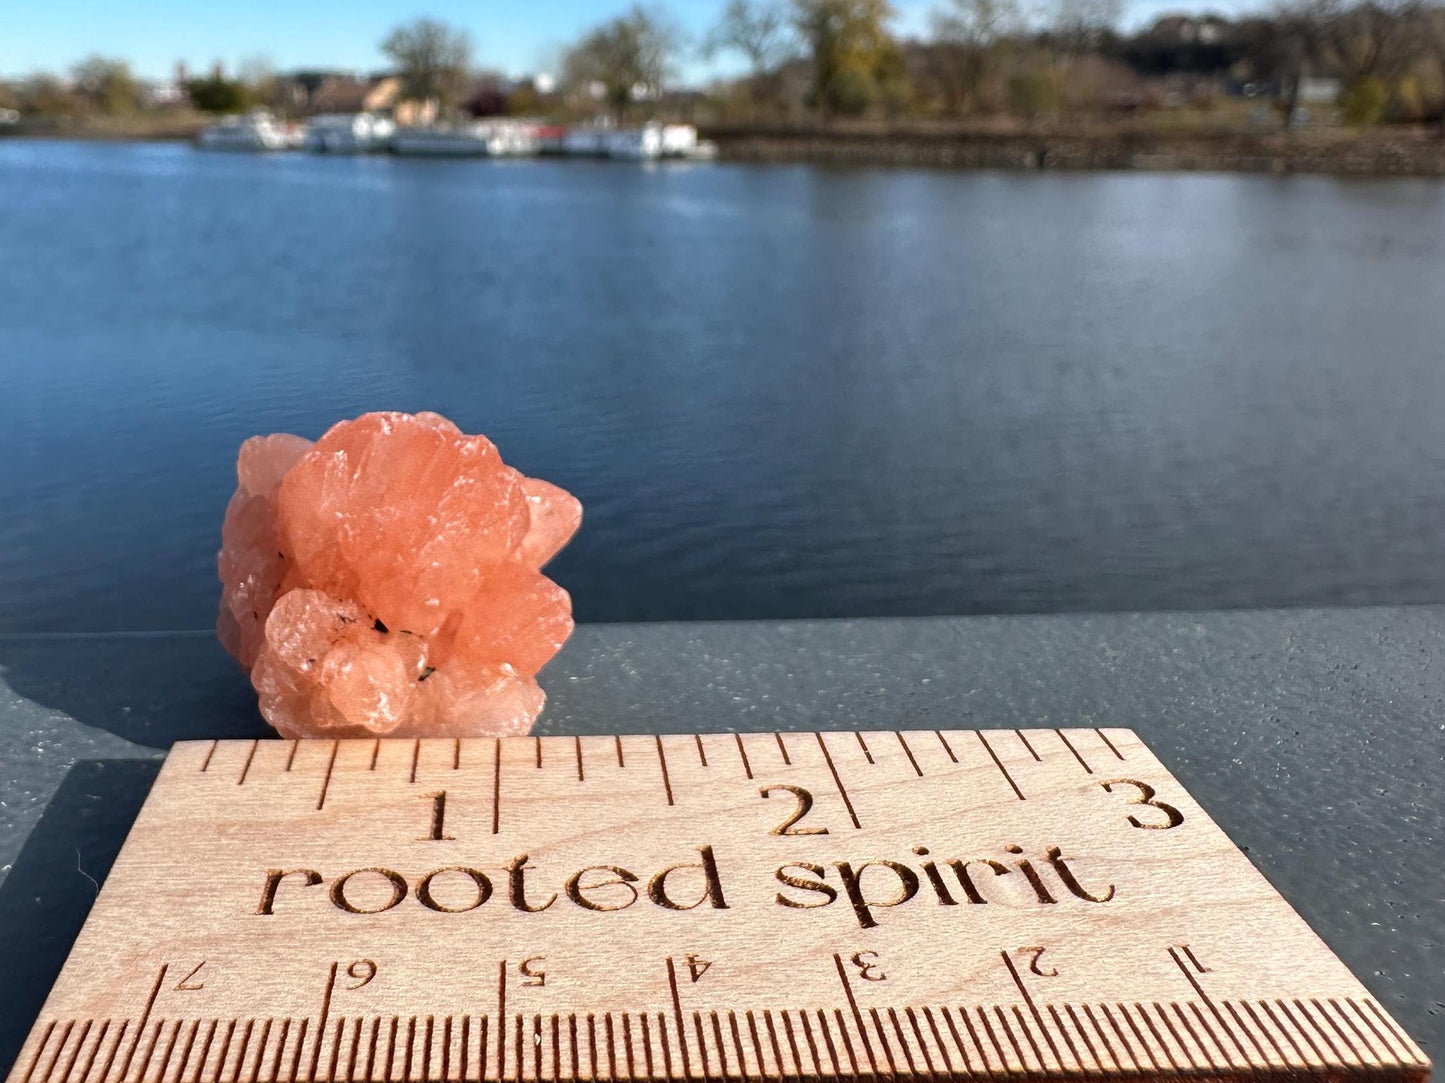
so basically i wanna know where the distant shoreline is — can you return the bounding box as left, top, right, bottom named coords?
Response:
left=704, top=122, right=1445, bottom=177
left=7, top=116, right=1445, bottom=176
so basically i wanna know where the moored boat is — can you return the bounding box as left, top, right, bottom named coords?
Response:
left=391, top=120, right=540, bottom=157
left=304, top=113, right=396, bottom=154
left=196, top=110, right=302, bottom=152
left=558, top=123, right=711, bottom=162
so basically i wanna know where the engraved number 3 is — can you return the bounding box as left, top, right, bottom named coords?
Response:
left=1100, top=779, right=1183, bottom=830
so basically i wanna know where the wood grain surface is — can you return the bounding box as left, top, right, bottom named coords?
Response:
left=6, top=730, right=1430, bottom=1083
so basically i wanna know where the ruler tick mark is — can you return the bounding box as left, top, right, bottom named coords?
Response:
left=269, top=1018, right=292, bottom=1082
left=1168, top=947, right=1250, bottom=1065
left=855, top=732, right=874, bottom=763
left=95, top=1021, right=128, bottom=1083
left=77, top=1019, right=109, bottom=1083
left=316, top=740, right=339, bottom=810
left=200, top=740, right=218, bottom=773
left=665, top=957, right=692, bottom=1078
left=815, top=732, right=861, bottom=829
left=920, top=1007, right=954, bottom=1076
left=308, top=962, right=339, bottom=1081
left=774, top=732, right=791, bottom=765
left=115, top=964, right=166, bottom=1083
left=1224, top=1001, right=1276, bottom=1066
left=937, top=1007, right=973, bottom=1074
left=742, top=1011, right=764, bottom=1081
left=780, top=1009, right=804, bottom=1075
left=452, top=738, right=460, bottom=770
left=491, top=738, right=502, bottom=835
left=655, top=736, right=674, bottom=805
left=324, top=1018, right=342, bottom=1083
left=401, top=1018, right=414, bottom=1083
left=935, top=731, right=957, bottom=763
left=535, top=736, right=542, bottom=769
left=1341, top=999, right=1389, bottom=1063
left=287, top=1018, right=309, bottom=1082
left=1006, top=1005, right=1045, bottom=1072
left=896, top=731, right=923, bottom=776
left=172, top=1020, right=198, bottom=1083
left=694, top=733, right=708, bottom=766
left=1001, top=952, right=1060, bottom=1070
left=832, top=954, right=879, bottom=1076
left=191, top=1020, right=217, bottom=1083
left=496, top=962, right=507, bottom=1083
left=286, top=741, right=300, bottom=771
left=977, top=731, right=1025, bottom=801
left=230, top=1018, right=253, bottom=1083
left=1055, top=1003, right=1097, bottom=1071
left=1096, top=728, right=1125, bottom=759
left=410, top=740, right=420, bottom=783
left=1015, top=731, right=1041, bottom=761
left=153, top=1020, right=181, bottom=1083
left=237, top=741, right=258, bottom=785
left=1056, top=729, right=1093, bottom=774
left=575, top=735, right=584, bottom=781
left=734, top=733, right=753, bottom=779
left=20, top=1021, right=55, bottom=1083
left=614, top=735, right=624, bottom=767
left=762, top=1010, right=786, bottom=1079
left=46, top=1021, right=76, bottom=1083
left=369, top=740, right=380, bottom=771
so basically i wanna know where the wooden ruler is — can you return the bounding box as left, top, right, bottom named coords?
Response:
left=8, top=730, right=1429, bottom=1083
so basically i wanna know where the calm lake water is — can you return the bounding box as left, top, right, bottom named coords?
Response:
left=4, top=139, right=1445, bottom=633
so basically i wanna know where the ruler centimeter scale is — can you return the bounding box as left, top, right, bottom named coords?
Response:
left=8, top=729, right=1429, bottom=1083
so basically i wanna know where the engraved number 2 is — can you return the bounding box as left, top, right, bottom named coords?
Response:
left=1100, top=779, right=1184, bottom=830
left=760, top=785, right=829, bottom=835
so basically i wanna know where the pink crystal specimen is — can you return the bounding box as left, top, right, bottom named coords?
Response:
left=217, top=412, right=580, bottom=738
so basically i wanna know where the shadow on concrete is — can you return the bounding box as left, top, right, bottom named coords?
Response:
left=0, top=633, right=268, bottom=748
left=0, top=759, right=161, bottom=1076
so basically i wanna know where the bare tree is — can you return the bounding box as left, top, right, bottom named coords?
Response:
left=1048, top=0, right=1123, bottom=54
left=926, top=0, right=1022, bottom=112
left=381, top=18, right=475, bottom=115
left=564, top=6, right=682, bottom=117
left=707, top=0, right=795, bottom=73
left=1259, top=0, right=1337, bottom=129
left=1327, top=0, right=1422, bottom=84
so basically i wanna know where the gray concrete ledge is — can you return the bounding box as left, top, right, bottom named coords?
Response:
left=2, top=606, right=1442, bottom=1070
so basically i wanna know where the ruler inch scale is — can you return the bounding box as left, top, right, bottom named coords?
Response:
left=8, top=729, right=1428, bottom=1083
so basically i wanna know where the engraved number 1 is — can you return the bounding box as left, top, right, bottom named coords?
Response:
left=421, top=791, right=455, bottom=841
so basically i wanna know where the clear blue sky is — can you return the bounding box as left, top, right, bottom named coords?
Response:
left=2, top=0, right=1264, bottom=83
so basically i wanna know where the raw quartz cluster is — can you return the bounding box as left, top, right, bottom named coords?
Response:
left=218, top=412, right=581, bottom=738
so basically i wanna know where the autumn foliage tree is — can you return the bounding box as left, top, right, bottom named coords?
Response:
left=792, top=0, right=907, bottom=115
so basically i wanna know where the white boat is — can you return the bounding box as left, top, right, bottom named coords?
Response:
left=604, top=125, right=664, bottom=160
left=196, top=110, right=301, bottom=152
left=391, top=120, right=539, bottom=158
left=561, top=127, right=610, bottom=156
left=560, top=123, right=709, bottom=162
left=304, top=113, right=396, bottom=154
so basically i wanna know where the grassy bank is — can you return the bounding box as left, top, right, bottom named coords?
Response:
left=702, top=120, right=1445, bottom=176
left=0, top=114, right=208, bottom=141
